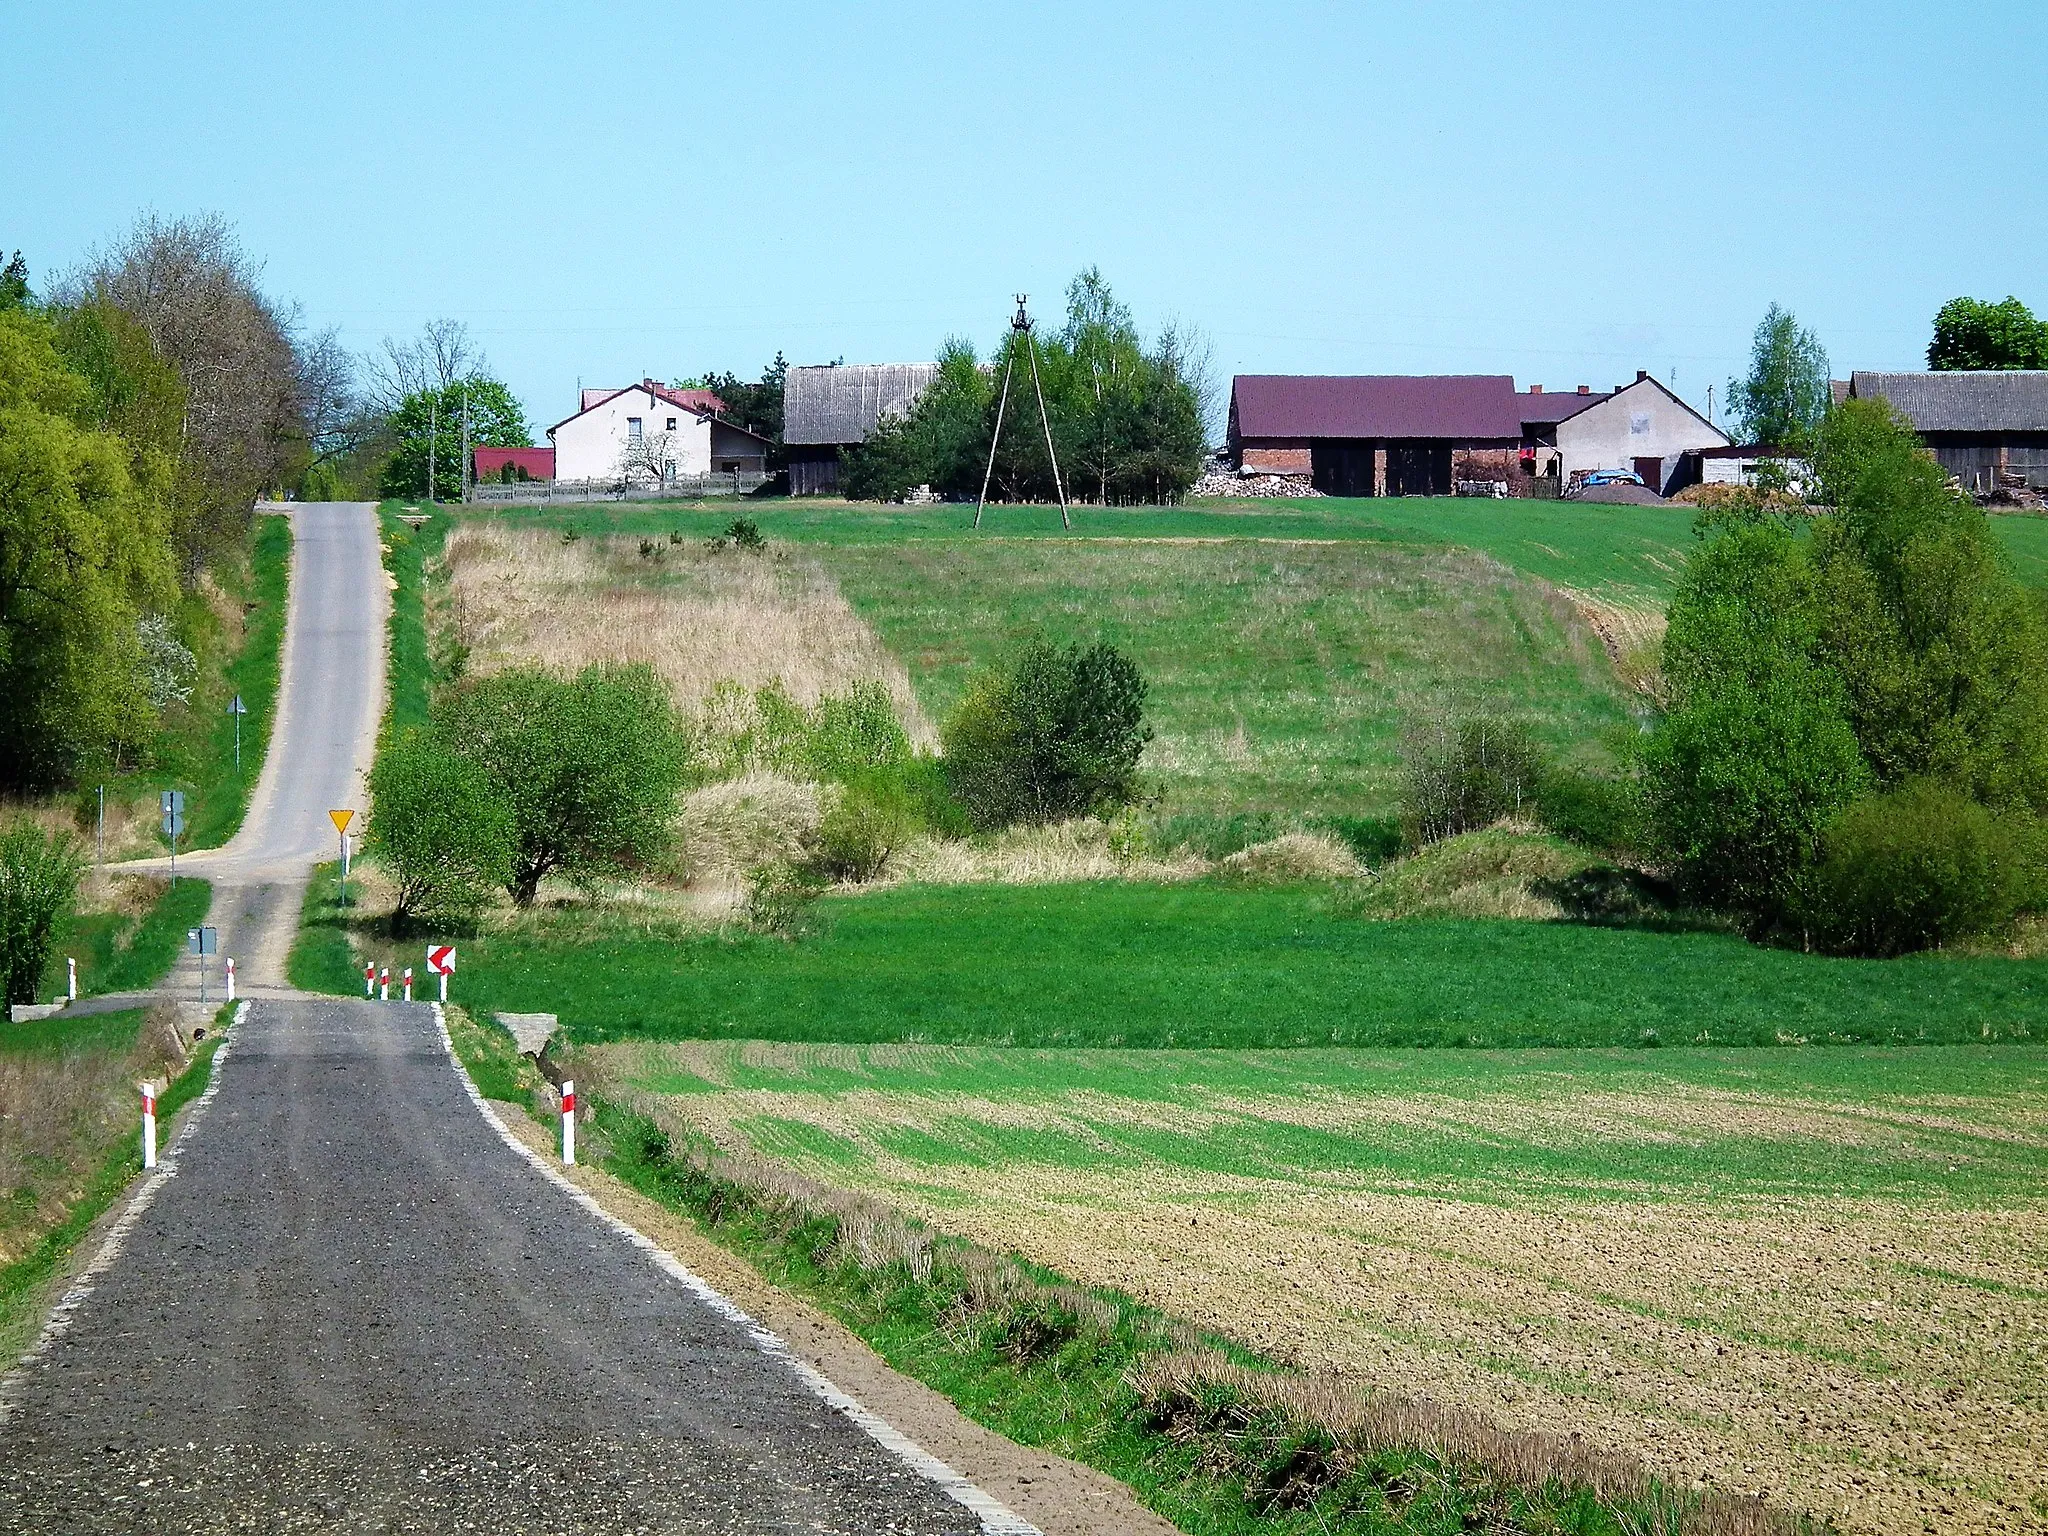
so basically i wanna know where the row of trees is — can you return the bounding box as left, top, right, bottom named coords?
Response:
left=0, top=212, right=357, bottom=790
left=843, top=270, right=1210, bottom=505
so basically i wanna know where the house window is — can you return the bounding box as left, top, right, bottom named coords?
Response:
left=666, top=417, right=678, bottom=431
left=627, top=416, right=643, bottom=444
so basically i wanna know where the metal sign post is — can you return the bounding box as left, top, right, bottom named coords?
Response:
left=188, top=925, right=217, bottom=1004
left=330, top=809, right=355, bottom=906
left=426, top=944, right=456, bottom=1003
left=228, top=693, right=248, bottom=774
left=160, top=791, right=186, bottom=887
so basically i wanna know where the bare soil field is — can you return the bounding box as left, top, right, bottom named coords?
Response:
left=591, top=1040, right=2048, bottom=1536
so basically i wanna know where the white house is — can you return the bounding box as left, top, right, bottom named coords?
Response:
left=1554, top=371, right=1729, bottom=493
left=547, top=380, right=772, bottom=485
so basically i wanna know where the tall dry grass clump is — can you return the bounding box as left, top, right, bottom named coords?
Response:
left=439, top=524, right=934, bottom=743
left=0, top=1004, right=191, bottom=1265
left=672, top=773, right=828, bottom=885
left=891, top=818, right=1209, bottom=886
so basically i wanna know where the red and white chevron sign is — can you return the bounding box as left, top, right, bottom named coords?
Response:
left=426, top=946, right=456, bottom=975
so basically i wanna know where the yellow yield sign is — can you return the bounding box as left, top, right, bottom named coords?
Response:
left=329, top=809, right=355, bottom=836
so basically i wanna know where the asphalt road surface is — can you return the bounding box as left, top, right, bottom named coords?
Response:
left=0, top=998, right=987, bottom=1534
left=118, top=500, right=388, bottom=999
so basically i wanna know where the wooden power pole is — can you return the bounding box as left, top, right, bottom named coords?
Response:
left=976, top=295, right=1069, bottom=529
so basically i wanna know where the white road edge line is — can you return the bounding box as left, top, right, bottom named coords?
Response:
left=431, top=1004, right=1042, bottom=1536
left=0, top=999, right=247, bottom=1426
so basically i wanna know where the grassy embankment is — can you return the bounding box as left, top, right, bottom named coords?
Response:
left=581, top=1036, right=2047, bottom=1536
left=450, top=1011, right=1813, bottom=1536
left=0, top=1005, right=229, bottom=1363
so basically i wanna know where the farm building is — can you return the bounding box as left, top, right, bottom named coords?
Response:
left=1519, top=385, right=1610, bottom=480
left=783, top=363, right=941, bottom=495
left=548, top=380, right=773, bottom=485
left=472, top=446, right=556, bottom=482
left=1551, top=372, right=1729, bottom=493
left=1839, top=371, right=2048, bottom=491
left=1227, top=375, right=1525, bottom=496
left=1697, top=445, right=1812, bottom=492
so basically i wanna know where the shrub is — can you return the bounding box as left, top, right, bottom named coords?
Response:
left=706, top=517, right=765, bottom=552
left=1535, top=765, right=1640, bottom=852
left=696, top=680, right=911, bottom=784
left=809, top=770, right=923, bottom=883
left=1805, top=782, right=2025, bottom=955
left=0, top=823, right=83, bottom=1006
left=368, top=733, right=513, bottom=932
left=743, top=862, right=825, bottom=936
left=1400, top=715, right=1542, bottom=846
left=941, top=638, right=1151, bottom=831
left=434, top=662, right=689, bottom=906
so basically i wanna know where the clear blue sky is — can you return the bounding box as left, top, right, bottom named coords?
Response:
left=5, top=0, right=2043, bottom=435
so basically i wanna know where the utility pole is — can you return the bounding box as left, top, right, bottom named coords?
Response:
left=460, top=385, right=471, bottom=504
left=427, top=391, right=438, bottom=504
left=975, top=295, right=1069, bottom=530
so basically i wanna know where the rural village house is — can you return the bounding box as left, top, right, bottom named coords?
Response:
left=1228, top=372, right=1727, bottom=495
left=783, top=363, right=940, bottom=495
left=1836, top=370, right=2048, bottom=492
left=547, top=380, right=773, bottom=485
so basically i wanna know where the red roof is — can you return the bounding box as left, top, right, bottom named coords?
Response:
left=550, top=381, right=729, bottom=437
left=1232, top=375, right=1522, bottom=440
left=1519, top=388, right=1611, bottom=425
left=473, top=446, right=556, bottom=480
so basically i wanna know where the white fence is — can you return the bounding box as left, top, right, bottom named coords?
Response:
left=471, top=472, right=770, bottom=505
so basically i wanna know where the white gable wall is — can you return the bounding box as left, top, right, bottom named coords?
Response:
left=550, top=387, right=713, bottom=482
left=1555, top=378, right=1729, bottom=488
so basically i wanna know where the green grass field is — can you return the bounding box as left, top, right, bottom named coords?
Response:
left=41, top=877, right=212, bottom=1001
left=364, top=881, right=2044, bottom=1051
left=823, top=539, right=1633, bottom=814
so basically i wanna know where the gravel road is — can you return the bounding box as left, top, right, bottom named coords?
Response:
left=0, top=997, right=989, bottom=1533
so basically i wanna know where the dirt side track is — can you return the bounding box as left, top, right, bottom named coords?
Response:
left=0, top=999, right=991, bottom=1535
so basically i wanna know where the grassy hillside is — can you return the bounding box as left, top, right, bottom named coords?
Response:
left=821, top=538, right=1635, bottom=815
left=358, top=880, right=2044, bottom=1051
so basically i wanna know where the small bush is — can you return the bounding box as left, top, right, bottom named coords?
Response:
left=1400, top=715, right=1542, bottom=847
left=1805, top=782, right=2025, bottom=955
left=1535, top=766, right=1639, bottom=852
left=810, top=771, right=923, bottom=883
left=744, top=862, right=825, bottom=936
left=941, top=638, right=1151, bottom=831
left=707, top=517, right=765, bottom=552
left=0, top=823, right=83, bottom=1006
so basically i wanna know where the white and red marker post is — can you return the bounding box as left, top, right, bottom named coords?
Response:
left=225, top=957, right=235, bottom=1003
left=426, top=945, right=455, bottom=1003
left=402, top=967, right=413, bottom=1003
left=141, top=1082, right=157, bottom=1169
left=379, top=966, right=390, bottom=1002
left=67, top=957, right=76, bottom=1002
left=363, top=962, right=374, bottom=998
left=561, top=1080, right=576, bottom=1166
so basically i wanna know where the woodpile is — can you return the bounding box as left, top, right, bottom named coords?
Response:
left=1190, top=463, right=1321, bottom=498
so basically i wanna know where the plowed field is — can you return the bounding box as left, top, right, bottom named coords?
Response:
left=594, top=1041, right=2048, bottom=1536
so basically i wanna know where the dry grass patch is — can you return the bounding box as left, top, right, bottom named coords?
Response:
left=440, top=522, right=934, bottom=742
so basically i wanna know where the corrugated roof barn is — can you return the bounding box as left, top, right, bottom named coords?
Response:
left=1845, top=371, right=2048, bottom=490
left=783, top=363, right=942, bottom=495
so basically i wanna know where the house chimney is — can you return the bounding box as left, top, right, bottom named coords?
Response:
left=1577, top=385, right=1589, bottom=395
left=1637, top=369, right=1649, bottom=382
left=1529, top=384, right=1543, bottom=395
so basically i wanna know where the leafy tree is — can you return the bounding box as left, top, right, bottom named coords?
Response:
left=1803, top=782, right=2025, bottom=956
left=1810, top=399, right=2048, bottom=810
left=378, top=376, right=529, bottom=501
left=1927, top=296, right=2048, bottom=371
left=0, top=823, right=83, bottom=1006
left=842, top=271, right=1207, bottom=505
left=1639, top=510, right=1870, bottom=925
left=434, top=663, right=688, bottom=905
left=369, top=733, right=514, bottom=931
left=0, top=311, right=179, bottom=789
left=1725, top=304, right=1831, bottom=451
left=697, top=352, right=787, bottom=449
left=941, top=638, right=1151, bottom=830
left=0, top=251, right=28, bottom=311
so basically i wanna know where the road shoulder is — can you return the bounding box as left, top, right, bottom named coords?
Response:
left=482, top=1100, right=1180, bottom=1536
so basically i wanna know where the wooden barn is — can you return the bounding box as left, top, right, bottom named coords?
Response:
left=1841, top=371, right=2048, bottom=491
left=782, top=363, right=940, bottom=495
